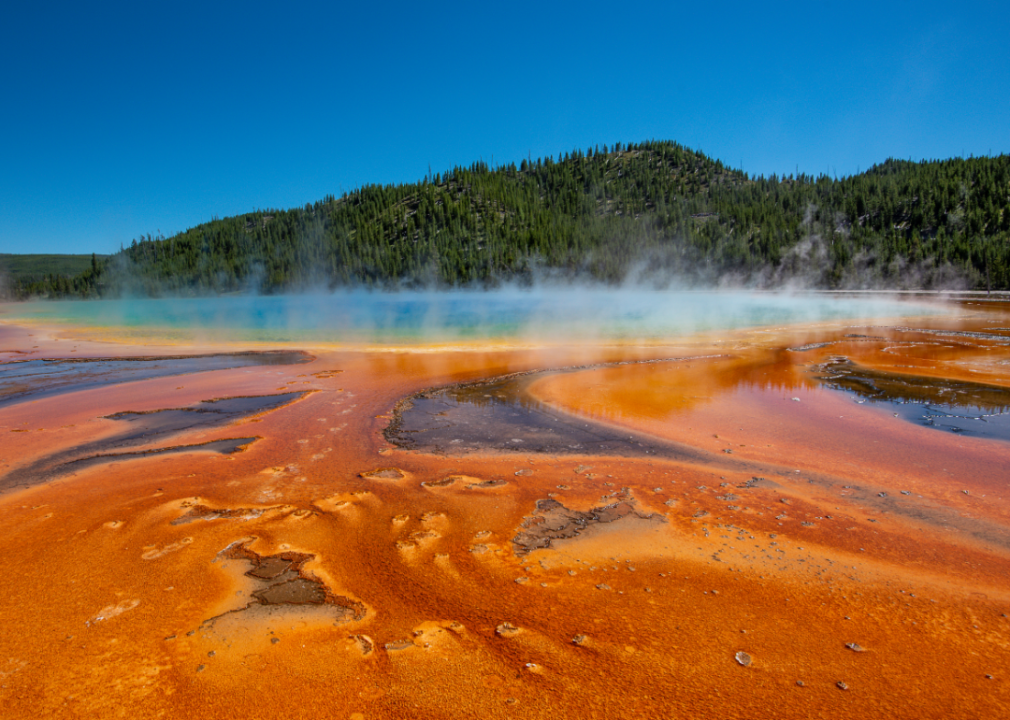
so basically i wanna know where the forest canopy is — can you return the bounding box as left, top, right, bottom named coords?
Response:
left=5, top=141, right=1009, bottom=299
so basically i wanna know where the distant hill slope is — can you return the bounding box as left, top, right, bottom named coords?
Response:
left=1, top=254, right=108, bottom=298
left=8, top=141, right=1010, bottom=298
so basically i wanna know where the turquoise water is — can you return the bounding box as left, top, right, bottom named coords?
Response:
left=0, top=290, right=945, bottom=344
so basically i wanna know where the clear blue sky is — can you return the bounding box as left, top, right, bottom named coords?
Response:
left=2, top=0, right=1007, bottom=255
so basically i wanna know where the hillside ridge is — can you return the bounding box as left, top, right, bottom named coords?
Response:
left=5, top=140, right=1009, bottom=298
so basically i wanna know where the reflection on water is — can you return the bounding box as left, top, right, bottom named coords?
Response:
left=814, top=358, right=1010, bottom=441
left=393, top=340, right=1010, bottom=450
left=0, top=290, right=942, bottom=343
left=387, top=354, right=807, bottom=459
left=387, top=361, right=710, bottom=461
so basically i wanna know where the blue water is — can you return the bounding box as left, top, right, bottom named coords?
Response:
left=0, top=289, right=944, bottom=344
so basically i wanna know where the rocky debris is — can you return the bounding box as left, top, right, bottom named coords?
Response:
left=421, top=476, right=456, bottom=488
left=495, top=622, right=522, bottom=637
left=172, top=505, right=269, bottom=525
left=350, top=635, right=374, bottom=656
left=467, top=479, right=508, bottom=489
left=361, top=468, right=405, bottom=480
left=788, top=342, right=834, bottom=352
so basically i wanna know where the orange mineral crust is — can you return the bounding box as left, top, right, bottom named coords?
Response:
left=1, top=310, right=1010, bottom=719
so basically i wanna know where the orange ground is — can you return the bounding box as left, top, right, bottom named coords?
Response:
left=1, top=305, right=1010, bottom=719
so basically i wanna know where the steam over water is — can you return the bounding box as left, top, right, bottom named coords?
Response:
left=3, top=289, right=943, bottom=343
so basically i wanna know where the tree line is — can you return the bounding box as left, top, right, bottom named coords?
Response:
left=9, top=141, right=1010, bottom=298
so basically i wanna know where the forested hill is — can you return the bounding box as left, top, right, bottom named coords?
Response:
left=8, top=140, right=1010, bottom=298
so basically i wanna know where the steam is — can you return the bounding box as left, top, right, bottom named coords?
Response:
left=8, top=285, right=947, bottom=347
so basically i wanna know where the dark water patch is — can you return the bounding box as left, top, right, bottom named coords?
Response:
left=103, top=392, right=303, bottom=443
left=32, top=438, right=258, bottom=485
left=813, top=358, right=1010, bottom=441
left=888, top=327, right=1010, bottom=344
left=512, top=489, right=664, bottom=557
left=385, top=358, right=721, bottom=462
left=0, top=351, right=312, bottom=408
left=1, top=392, right=304, bottom=491
left=203, top=540, right=365, bottom=628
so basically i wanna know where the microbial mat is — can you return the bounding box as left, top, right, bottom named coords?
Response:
left=0, top=291, right=1009, bottom=719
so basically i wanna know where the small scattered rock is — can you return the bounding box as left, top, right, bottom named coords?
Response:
left=845, top=643, right=866, bottom=652
left=735, top=651, right=752, bottom=667
left=836, top=681, right=849, bottom=690
left=496, top=622, right=522, bottom=637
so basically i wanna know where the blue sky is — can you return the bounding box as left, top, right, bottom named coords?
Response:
left=2, top=0, right=1007, bottom=255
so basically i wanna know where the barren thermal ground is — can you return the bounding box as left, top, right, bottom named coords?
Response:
left=1, top=296, right=1010, bottom=719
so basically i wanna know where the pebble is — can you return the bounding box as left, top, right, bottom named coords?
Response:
left=735, top=651, right=752, bottom=666
left=496, top=622, right=521, bottom=637
left=836, top=681, right=849, bottom=690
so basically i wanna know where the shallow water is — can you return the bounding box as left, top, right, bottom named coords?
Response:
left=813, top=357, right=1010, bottom=441
left=1, top=290, right=944, bottom=343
